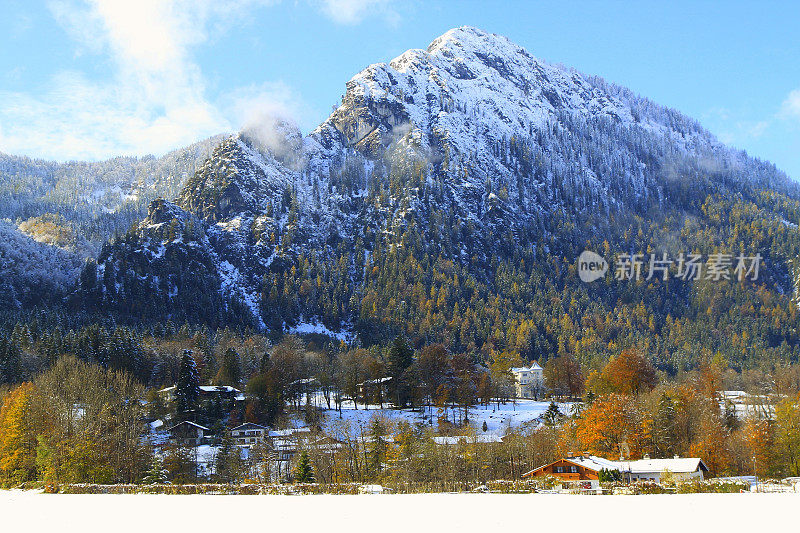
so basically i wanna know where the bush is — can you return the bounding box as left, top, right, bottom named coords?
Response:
left=676, top=480, right=749, bottom=493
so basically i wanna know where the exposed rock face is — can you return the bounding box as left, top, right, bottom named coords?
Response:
left=79, top=26, right=795, bottom=333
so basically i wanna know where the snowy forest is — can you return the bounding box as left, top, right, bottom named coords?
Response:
left=2, top=27, right=800, bottom=492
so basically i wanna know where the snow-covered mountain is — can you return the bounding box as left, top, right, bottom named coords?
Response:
left=0, top=136, right=222, bottom=309
left=76, top=27, right=798, bottom=338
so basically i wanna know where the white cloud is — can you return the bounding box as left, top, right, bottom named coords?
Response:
left=318, top=0, right=399, bottom=25
left=0, top=0, right=296, bottom=161
left=223, top=81, right=315, bottom=130
left=781, top=89, right=800, bottom=120
left=715, top=120, right=770, bottom=147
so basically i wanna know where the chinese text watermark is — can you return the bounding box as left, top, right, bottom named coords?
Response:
left=578, top=251, right=762, bottom=283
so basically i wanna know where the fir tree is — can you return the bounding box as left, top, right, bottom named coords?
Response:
left=214, top=433, right=242, bottom=484
left=0, top=337, right=22, bottom=384
left=367, top=418, right=388, bottom=476
left=543, top=401, right=563, bottom=426
left=142, top=454, right=169, bottom=485
left=176, top=350, right=200, bottom=421
left=653, top=393, right=678, bottom=456
left=598, top=468, right=622, bottom=483
left=387, top=335, right=414, bottom=407
left=294, top=450, right=315, bottom=483
left=214, top=347, right=241, bottom=386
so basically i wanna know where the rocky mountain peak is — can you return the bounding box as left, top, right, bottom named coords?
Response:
left=316, top=26, right=632, bottom=185
left=77, top=27, right=797, bottom=336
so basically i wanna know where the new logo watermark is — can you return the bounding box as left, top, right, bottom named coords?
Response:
left=578, top=250, right=609, bottom=282
left=577, top=251, right=762, bottom=283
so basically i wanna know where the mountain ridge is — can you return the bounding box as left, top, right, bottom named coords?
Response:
left=69, top=27, right=800, bottom=371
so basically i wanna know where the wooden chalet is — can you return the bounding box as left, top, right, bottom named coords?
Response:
left=167, top=421, right=211, bottom=446
left=522, top=454, right=616, bottom=491
left=523, top=453, right=708, bottom=491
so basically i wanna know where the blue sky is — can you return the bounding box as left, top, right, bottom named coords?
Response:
left=1, top=0, right=799, bottom=179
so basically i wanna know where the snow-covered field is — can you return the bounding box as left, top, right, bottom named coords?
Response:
left=1, top=491, right=797, bottom=533
left=307, top=396, right=574, bottom=435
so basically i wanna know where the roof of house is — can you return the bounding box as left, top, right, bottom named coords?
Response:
left=199, top=385, right=241, bottom=393
left=560, top=455, right=619, bottom=472
left=433, top=435, right=504, bottom=445
left=269, top=427, right=311, bottom=437
left=358, top=377, right=393, bottom=386
left=619, top=457, right=709, bottom=474
left=158, top=385, right=242, bottom=394
left=289, top=378, right=319, bottom=386
left=231, top=422, right=269, bottom=432
left=522, top=455, right=707, bottom=478
left=510, top=362, right=543, bottom=373
left=168, top=421, right=210, bottom=432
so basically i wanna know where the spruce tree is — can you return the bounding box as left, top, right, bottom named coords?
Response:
left=0, top=337, right=22, bottom=384
left=543, top=402, right=563, bottom=426
left=653, top=393, right=678, bottom=456
left=294, top=451, right=315, bottom=483
left=215, top=433, right=242, bottom=484
left=387, top=335, right=413, bottom=407
left=214, top=347, right=241, bottom=386
left=367, top=418, right=388, bottom=476
left=142, top=454, right=169, bottom=485
left=176, top=350, right=200, bottom=421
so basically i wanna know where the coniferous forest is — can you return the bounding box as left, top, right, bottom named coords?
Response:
left=2, top=26, right=800, bottom=491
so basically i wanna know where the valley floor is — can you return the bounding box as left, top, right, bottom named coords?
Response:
left=2, top=490, right=797, bottom=532
left=311, top=397, right=575, bottom=435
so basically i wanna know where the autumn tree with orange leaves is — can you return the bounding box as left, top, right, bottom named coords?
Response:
left=575, top=394, right=651, bottom=459
left=587, top=349, right=657, bottom=396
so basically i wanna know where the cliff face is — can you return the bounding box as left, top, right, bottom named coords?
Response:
left=78, top=27, right=798, bottom=344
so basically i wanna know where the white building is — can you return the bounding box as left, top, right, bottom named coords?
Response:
left=230, top=422, right=269, bottom=448
left=618, top=455, right=708, bottom=483
left=432, top=435, right=504, bottom=445
left=510, top=362, right=544, bottom=399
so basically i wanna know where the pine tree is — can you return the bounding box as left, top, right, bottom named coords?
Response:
left=176, top=350, right=200, bottom=421
left=367, top=418, right=388, bottom=476
left=543, top=402, right=563, bottom=427
left=214, top=433, right=242, bottom=484
left=0, top=336, right=22, bottom=385
left=214, top=347, right=241, bottom=386
left=387, top=335, right=413, bottom=407
left=142, top=454, right=169, bottom=485
left=653, top=393, right=678, bottom=456
left=294, top=450, right=315, bottom=483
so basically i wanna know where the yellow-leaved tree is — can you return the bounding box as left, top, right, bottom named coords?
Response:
left=0, top=382, right=37, bottom=486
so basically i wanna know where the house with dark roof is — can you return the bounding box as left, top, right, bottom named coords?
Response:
left=167, top=421, right=211, bottom=446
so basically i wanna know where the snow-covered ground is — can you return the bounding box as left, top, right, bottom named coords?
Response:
left=302, top=395, right=574, bottom=435
left=2, top=491, right=797, bottom=533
